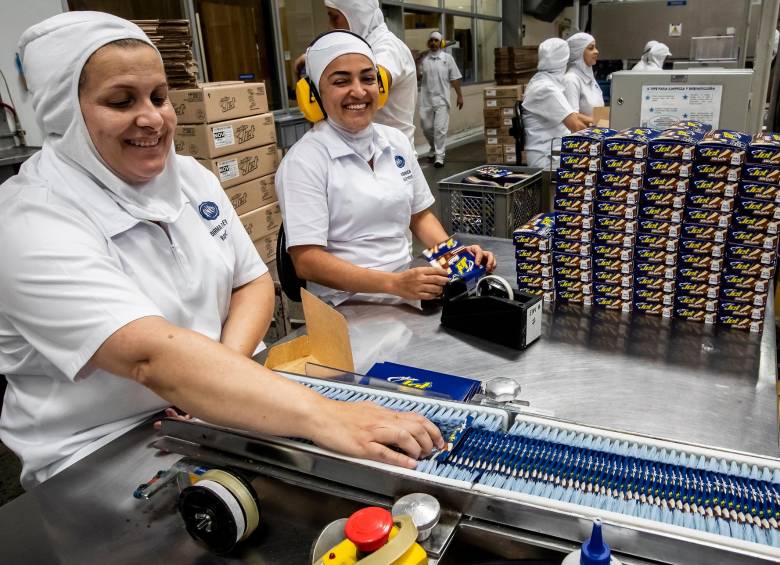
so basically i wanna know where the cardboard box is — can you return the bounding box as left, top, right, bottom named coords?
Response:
left=484, top=85, right=523, bottom=99
left=169, top=82, right=269, bottom=124
left=175, top=112, right=276, bottom=159
left=592, top=106, right=610, bottom=127
left=484, top=96, right=520, bottom=109
left=265, top=289, right=355, bottom=374
left=253, top=230, right=277, bottom=263
left=197, top=143, right=278, bottom=188
left=225, top=173, right=277, bottom=215
left=239, top=201, right=281, bottom=242
left=485, top=144, right=503, bottom=157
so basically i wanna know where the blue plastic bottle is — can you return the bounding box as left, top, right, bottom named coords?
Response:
left=561, top=519, right=622, bottom=565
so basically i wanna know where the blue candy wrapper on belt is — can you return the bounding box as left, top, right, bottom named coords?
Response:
left=366, top=362, right=482, bottom=402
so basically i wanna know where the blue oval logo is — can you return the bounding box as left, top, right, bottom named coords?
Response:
left=199, top=201, right=220, bottom=220
left=394, top=155, right=405, bottom=168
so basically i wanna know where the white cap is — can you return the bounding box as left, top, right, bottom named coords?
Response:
left=430, top=31, right=442, bottom=41
left=305, top=30, right=377, bottom=92
left=537, top=38, right=570, bottom=72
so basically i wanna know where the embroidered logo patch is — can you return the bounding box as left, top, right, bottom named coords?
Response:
left=395, top=155, right=405, bottom=168
left=199, top=201, right=220, bottom=220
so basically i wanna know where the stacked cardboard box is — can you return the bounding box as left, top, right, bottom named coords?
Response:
left=483, top=85, right=523, bottom=165
left=132, top=20, right=198, bottom=89
left=513, top=213, right=555, bottom=302
left=171, top=82, right=280, bottom=263
left=718, top=133, right=780, bottom=332
left=494, top=46, right=537, bottom=86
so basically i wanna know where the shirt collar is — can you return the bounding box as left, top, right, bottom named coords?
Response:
left=321, top=121, right=392, bottom=160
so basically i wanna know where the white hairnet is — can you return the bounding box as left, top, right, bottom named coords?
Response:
left=324, top=0, right=384, bottom=38
left=306, top=30, right=377, bottom=93
left=646, top=42, right=671, bottom=68
left=430, top=31, right=442, bottom=41
left=16, top=11, right=184, bottom=223
left=642, top=40, right=659, bottom=55
left=537, top=38, right=570, bottom=73
left=566, top=32, right=596, bottom=83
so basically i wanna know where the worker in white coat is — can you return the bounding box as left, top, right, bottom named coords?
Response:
left=522, top=38, right=593, bottom=169
left=309, top=0, right=419, bottom=147
left=0, top=12, right=443, bottom=489
left=277, top=31, right=495, bottom=307
left=632, top=41, right=671, bottom=71
left=563, top=32, right=604, bottom=117
left=418, top=31, right=463, bottom=167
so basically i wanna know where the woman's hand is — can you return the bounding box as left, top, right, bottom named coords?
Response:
left=390, top=266, right=449, bottom=300
left=154, top=407, right=191, bottom=431
left=309, top=400, right=445, bottom=468
left=465, top=245, right=497, bottom=273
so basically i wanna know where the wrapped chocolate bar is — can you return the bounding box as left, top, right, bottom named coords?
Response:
left=694, top=130, right=751, bottom=165
left=602, top=127, right=661, bottom=158
left=746, top=132, right=780, bottom=165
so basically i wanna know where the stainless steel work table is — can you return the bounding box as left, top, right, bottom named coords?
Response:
left=0, top=234, right=777, bottom=564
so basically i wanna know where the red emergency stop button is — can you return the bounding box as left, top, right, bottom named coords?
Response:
left=344, top=507, right=393, bottom=552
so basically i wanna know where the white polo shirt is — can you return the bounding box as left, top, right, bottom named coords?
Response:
left=420, top=50, right=462, bottom=109
left=0, top=153, right=267, bottom=488
left=276, top=121, right=435, bottom=305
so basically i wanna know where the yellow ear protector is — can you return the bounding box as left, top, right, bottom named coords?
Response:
left=296, top=29, right=390, bottom=123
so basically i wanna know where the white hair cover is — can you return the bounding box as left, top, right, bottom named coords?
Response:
left=567, top=32, right=597, bottom=85
left=537, top=37, right=570, bottom=73
left=324, top=0, right=384, bottom=39
left=306, top=30, right=377, bottom=93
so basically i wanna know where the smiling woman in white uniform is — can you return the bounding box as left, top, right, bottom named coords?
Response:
left=522, top=38, right=594, bottom=169
left=277, top=31, right=495, bottom=306
left=0, top=12, right=443, bottom=489
left=563, top=32, right=604, bottom=117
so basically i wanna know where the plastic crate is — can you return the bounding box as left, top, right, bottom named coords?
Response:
left=438, top=165, right=543, bottom=238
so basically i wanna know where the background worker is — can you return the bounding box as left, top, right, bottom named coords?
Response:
left=563, top=32, right=605, bottom=117
left=522, top=38, right=593, bottom=169
left=632, top=41, right=671, bottom=71
left=417, top=31, right=463, bottom=168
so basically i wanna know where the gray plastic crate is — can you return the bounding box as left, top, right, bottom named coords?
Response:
left=438, top=165, right=543, bottom=238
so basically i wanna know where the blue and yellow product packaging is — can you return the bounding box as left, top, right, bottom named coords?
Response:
left=423, top=238, right=486, bottom=288
left=675, top=294, right=718, bottom=312
left=727, top=229, right=778, bottom=249
left=716, top=314, right=762, bottom=332
left=694, top=130, right=751, bottom=165
left=685, top=194, right=734, bottom=212
left=553, top=263, right=592, bottom=282
left=637, top=218, right=680, bottom=237
left=516, top=274, right=554, bottom=291
left=601, top=157, right=646, bottom=175
left=736, top=197, right=780, bottom=219
left=719, top=300, right=765, bottom=320
left=554, top=212, right=592, bottom=229
left=593, top=282, right=633, bottom=300
left=640, top=190, right=685, bottom=209
left=555, top=288, right=592, bottom=304
left=727, top=243, right=776, bottom=263
left=602, top=127, right=661, bottom=158
left=560, top=127, right=617, bottom=155
left=592, top=295, right=632, bottom=311
left=635, top=247, right=677, bottom=265
left=638, top=204, right=681, bottom=223
left=553, top=225, right=591, bottom=243
left=720, top=287, right=768, bottom=306
left=554, top=196, right=592, bottom=215
left=635, top=275, right=675, bottom=292
left=592, top=270, right=632, bottom=287
left=676, top=280, right=719, bottom=299
left=740, top=181, right=780, bottom=202
left=594, top=187, right=638, bottom=205
left=644, top=176, right=688, bottom=193
left=684, top=208, right=731, bottom=228
left=634, top=301, right=672, bottom=316
left=688, top=178, right=738, bottom=197
left=592, top=244, right=633, bottom=261
left=679, top=238, right=725, bottom=257
left=559, top=153, right=600, bottom=172
left=555, top=184, right=594, bottom=200
left=512, top=212, right=555, bottom=250
left=597, top=171, right=642, bottom=190
left=691, top=162, right=740, bottom=182
left=552, top=239, right=591, bottom=256
left=555, top=169, right=596, bottom=186
left=648, top=129, right=704, bottom=161
left=730, top=213, right=779, bottom=233
left=680, top=222, right=726, bottom=242
left=595, top=215, right=637, bottom=234
left=634, top=261, right=676, bottom=279
left=743, top=163, right=780, bottom=185
left=556, top=279, right=592, bottom=294
left=678, top=253, right=721, bottom=271
left=747, top=133, right=780, bottom=165
left=673, top=306, right=716, bottom=323
left=633, top=287, right=675, bottom=305
left=723, top=257, right=775, bottom=279
left=720, top=273, right=769, bottom=293
left=594, top=201, right=637, bottom=219
left=670, top=120, right=712, bottom=134
left=592, top=230, right=634, bottom=248
left=635, top=233, right=678, bottom=252
left=553, top=252, right=592, bottom=270
left=677, top=267, right=721, bottom=286
left=515, top=248, right=552, bottom=264
left=515, top=261, right=552, bottom=276
left=366, top=362, right=482, bottom=401
left=592, top=256, right=633, bottom=274
left=646, top=159, right=692, bottom=177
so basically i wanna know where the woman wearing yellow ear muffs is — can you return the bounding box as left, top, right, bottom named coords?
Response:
left=276, top=31, right=496, bottom=307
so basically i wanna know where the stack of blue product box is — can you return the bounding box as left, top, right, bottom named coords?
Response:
left=718, top=132, right=780, bottom=332
left=597, top=127, right=662, bottom=313
left=640, top=121, right=709, bottom=320
left=513, top=212, right=556, bottom=302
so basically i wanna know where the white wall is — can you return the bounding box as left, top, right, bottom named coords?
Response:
left=522, top=7, right=576, bottom=46
left=413, top=82, right=487, bottom=147
left=1, top=2, right=65, bottom=147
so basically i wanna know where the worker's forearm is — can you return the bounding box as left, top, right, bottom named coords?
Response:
left=97, top=317, right=325, bottom=439
left=292, top=246, right=397, bottom=295
left=451, top=80, right=463, bottom=97
left=410, top=209, right=449, bottom=248
left=221, top=273, right=275, bottom=357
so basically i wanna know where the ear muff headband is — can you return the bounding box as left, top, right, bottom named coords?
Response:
left=296, top=29, right=390, bottom=123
